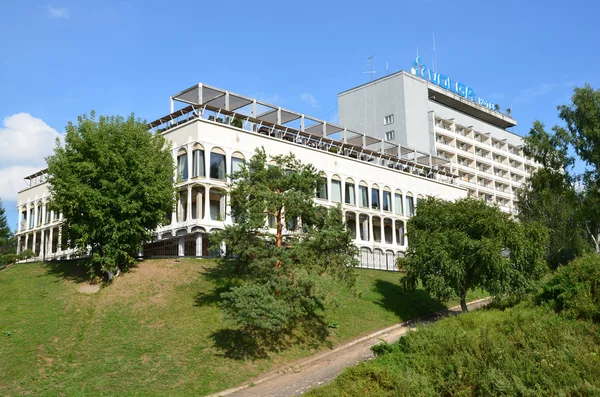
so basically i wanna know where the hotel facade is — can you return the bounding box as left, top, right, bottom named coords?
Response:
left=14, top=63, right=537, bottom=270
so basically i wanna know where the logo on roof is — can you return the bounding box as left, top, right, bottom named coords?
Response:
left=410, top=57, right=495, bottom=111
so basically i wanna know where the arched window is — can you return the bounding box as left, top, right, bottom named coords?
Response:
left=406, top=192, right=414, bottom=216
left=331, top=175, right=342, bottom=203
left=177, top=148, right=188, bottom=181
left=231, top=151, right=245, bottom=174
left=358, top=181, right=368, bottom=208
left=394, top=189, right=403, bottom=215
left=192, top=143, right=205, bottom=178
left=316, top=173, right=328, bottom=200
left=382, top=186, right=392, bottom=212
left=371, top=184, right=380, bottom=210
left=345, top=178, right=355, bottom=205
left=210, top=147, right=226, bottom=180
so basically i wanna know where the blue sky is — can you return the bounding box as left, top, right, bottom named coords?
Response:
left=0, top=0, right=597, bottom=229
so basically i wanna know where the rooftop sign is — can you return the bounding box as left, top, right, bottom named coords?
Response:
left=410, top=56, right=496, bottom=111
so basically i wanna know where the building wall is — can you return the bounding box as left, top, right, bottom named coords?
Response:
left=15, top=116, right=467, bottom=269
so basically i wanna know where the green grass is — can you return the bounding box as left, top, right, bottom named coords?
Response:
left=306, top=304, right=600, bottom=396
left=0, top=259, right=485, bottom=396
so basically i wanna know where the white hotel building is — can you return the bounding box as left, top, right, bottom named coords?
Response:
left=14, top=67, right=537, bottom=270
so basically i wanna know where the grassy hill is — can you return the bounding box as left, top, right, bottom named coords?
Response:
left=0, top=259, right=485, bottom=396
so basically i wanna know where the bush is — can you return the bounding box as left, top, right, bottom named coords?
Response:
left=19, top=249, right=36, bottom=259
left=538, top=253, right=600, bottom=322
left=306, top=305, right=600, bottom=396
left=1, top=254, right=19, bottom=266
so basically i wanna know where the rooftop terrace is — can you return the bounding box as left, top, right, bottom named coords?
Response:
left=148, top=83, right=459, bottom=186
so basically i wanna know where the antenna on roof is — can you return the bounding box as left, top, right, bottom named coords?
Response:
left=363, top=54, right=376, bottom=81
left=432, top=32, right=437, bottom=73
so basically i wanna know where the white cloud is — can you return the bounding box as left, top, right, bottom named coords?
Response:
left=301, top=93, right=319, bottom=108
left=0, top=113, right=62, bottom=201
left=47, top=5, right=69, bottom=19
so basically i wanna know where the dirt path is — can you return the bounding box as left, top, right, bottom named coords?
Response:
left=208, top=297, right=491, bottom=397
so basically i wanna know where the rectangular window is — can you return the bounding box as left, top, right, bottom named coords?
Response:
left=394, top=193, right=403, bottom=215
left=331, top=180, right=342, bottom=203
left=210, top=153, right=226, bottom=180
left=316, top=178, right=328, bottom=200
left=384, top=130, right=395, bottom=140
left=383, top=191, right=391, bottom=212
left=359, top=186, right=368, bottom=208
left=268, top=214, right=277, bottom=229
left=345, top=182, right=355, bottom=205
left=192, top=149, right=205, bottom=177
left=383, top=114, right=394, bottom=125
left=371, top=188, right=380, bottom=210
left=231, top=157, right=244, bottom=174
left=406, top=196, right=414, bottom=216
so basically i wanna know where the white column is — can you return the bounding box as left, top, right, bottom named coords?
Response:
left=49, top=227, right=54, bottom=255
left=204, top=187, right=211, bottom=221
left=32, top=232, right=37, bottom=255
left=26, top=203, right=31, bottom=230
left=195, top=234, right=203, bottom=257
left=17, top=206, right=21, bottom=233
left=33, top=203, right=39, bottom=228
left=187, top=185, right=192, bottom=223
left=178, top=236, right=185, bottom=256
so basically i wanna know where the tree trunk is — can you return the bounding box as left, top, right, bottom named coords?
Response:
left=460, top=290, right=468, bottom=312
left=275, top=205, right=283, bottom=269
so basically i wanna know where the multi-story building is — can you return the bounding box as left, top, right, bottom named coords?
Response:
left=14, top=83, right=468, bottom=270
left=338, top=58, right=538, bottom=213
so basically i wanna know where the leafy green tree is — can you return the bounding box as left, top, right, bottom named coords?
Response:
left=212, top=148, right=357, bottom=337
left=556, top=84, right=600, bottom=252
left=0, top=198, right=15, bottom=260
left=47, top=113, right=175, bottom=279
left=403, top=197, right=548, bottom=312
left=516, top=121, right=590, bottom=268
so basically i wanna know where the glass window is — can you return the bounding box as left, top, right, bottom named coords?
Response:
left=345, top=182, right=355, bottom=205
left=268, top=214, right=277, bottom=228
left=394, top=193, right=403, bottom=215
left=371, top=187, right=380, bottom=210
left=316, top=177, right=328, bottom=200
left=231, top=157, right=244, bottom=174
left=406, top=196, right=415, bottom=216
left=210, top=152, right=226, bottom=180
left=192, top=149, right=205, bottom=177
left=383, top=191, right=391, bottom=211
left=359, top=186, right=368, bottom=208
left=331, top=180, right=342, bottom=203
left=177, top=152, right=188, bottom=181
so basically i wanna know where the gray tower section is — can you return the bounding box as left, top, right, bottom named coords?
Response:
left=338, top=71, right=433, bottom=154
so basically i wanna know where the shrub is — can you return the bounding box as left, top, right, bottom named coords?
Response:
left=306, top=305, right=600, bottom=396
left=1, top=254, right=19, bottom=266
left=538, top=253, right=600, bottom=322
left=19, top=249, right=36, bottom=259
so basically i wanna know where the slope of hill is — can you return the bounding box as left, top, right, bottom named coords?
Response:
left=0, top=259, right=485, bottom=396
